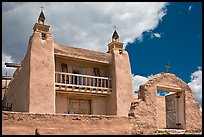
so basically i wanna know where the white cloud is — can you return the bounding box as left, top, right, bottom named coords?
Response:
left=2, top=52, right=16, bottom=76
left=153, top=33, right=161, bottom=38
left=165, top=92, right=175, bottom=96
left=47, top=2, right=168, bottom=51
left=135, top=35, right=144, bottom=43
left=132, top=74, right=153, bottom=92
left=2, top=2, right=168, bottom=62
left=188, top=67, right=202, bottom=111
left=150, top=32, right=161, bottom=39
left=188, top=5, right=193, bottom=11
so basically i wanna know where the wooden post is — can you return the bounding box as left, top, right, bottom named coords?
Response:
left=60, top=73, right=62, bottom=83
left=68, top=75, right=71, bottom=84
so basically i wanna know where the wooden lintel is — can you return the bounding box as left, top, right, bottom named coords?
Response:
left=55, top=90, right=109, bottom=97
left=2, top=76, right=13, bottom=80
left=156, top=85, right=183, bottom=92
left=5, top=63, right=21, bottom=68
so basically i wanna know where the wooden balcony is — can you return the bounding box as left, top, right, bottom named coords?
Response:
left=55, top=72, right=112, bottom=95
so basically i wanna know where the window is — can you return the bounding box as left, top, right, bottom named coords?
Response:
left=119, top=50, right=122, bottom=55
left=42, top=33, right=46, bottom=40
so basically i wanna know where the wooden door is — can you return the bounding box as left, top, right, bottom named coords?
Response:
left=69, top=99, right=91, bottom=114
left=79, top=100, right=91, bottom=114
left=69, top=99, right=80, bottom=114
left=166, top=93, right=177, bottom=129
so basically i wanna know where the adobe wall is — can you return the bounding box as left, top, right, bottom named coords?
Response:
left=5, top=36, right=33, bottom=112
left=29, top=32, right=55, bottom=113
left=106, top=61, right=117, bottom=115
left=2, top=111, right=134, bottom=135
left=185, top=89, right=202, bottom=131
left=129, top=84, right=158, bottom=134
left=3, top=111, right=169, bottom=135
left=156, top=96, right=166, bottom=129
left=106, top=48, right=133, bottom=117
left=130, top=73, right=202, bottom=132
left=55, top=93, right=107, bottom=115
left=92, top=96, right=106, bottom=115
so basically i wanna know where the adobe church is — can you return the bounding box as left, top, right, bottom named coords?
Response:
left=4, top=10, right=133, bottom=117
left=3, top=10, right=201, bottom=132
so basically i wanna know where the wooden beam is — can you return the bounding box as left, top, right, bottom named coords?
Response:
left=2, top=76, right=13, bottom=80
left=157, top=84, right=183, bottom=92
left=5, top=63, right=21, bottom=68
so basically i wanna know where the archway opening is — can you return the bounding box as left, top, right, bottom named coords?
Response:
left=156, top=87, right=185, bottom=130
left=157, top=90, right=172, bottom=96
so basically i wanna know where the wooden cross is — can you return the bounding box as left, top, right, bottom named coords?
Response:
left=40, top=6, right=44, bottom=11
left=113, top=25, right=117, bottom=31
left=165, top=63, right=170, bottom=73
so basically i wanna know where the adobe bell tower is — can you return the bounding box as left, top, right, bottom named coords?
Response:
left=33, top=7, right=50, bottom=40
left=106, top=28, right=133, bottom=117
left=27, top=8, right=55, bottom=113
left=107, top=29, right=124, bottom=53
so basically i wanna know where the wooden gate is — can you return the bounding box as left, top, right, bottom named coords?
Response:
left=166, top=93, right=177, bottom=129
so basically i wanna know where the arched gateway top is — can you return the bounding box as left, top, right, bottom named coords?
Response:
left=133, top=73, right=202, bottom=131
left=130, top=72, right=202, bottom=132
left=141, top=73, right=192, bottom=93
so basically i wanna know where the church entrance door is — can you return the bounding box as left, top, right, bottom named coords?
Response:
left=69, top=99, right=91, bottom=114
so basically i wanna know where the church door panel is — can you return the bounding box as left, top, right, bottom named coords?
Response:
left=69, top=99, right=91, bottom=114
left=166, top=93, right=177, bottom=129
left=69, top=99, right=80, bottom=114
left=79, top=100, right=91, bottom=114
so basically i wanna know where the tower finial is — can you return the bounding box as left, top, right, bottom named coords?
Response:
left=38, top=6, right=45, bottom=24
left=113, top=25, right=117, bottom=31
left=33, top=6, right=50, bottom=40
left=40, top=6, right=44, bottom=11
left=112, top=25, right=119, bottom=42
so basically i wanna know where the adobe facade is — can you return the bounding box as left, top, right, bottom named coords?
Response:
left=4, top=10, right=133, bottom=117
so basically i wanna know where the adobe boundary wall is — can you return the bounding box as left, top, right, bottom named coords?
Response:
left=2, top=111, right=153, bottom=135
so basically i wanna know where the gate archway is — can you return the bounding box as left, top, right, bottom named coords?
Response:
left=138, top=73, right=194, bottom=130
left=157, top=85, right=185, bottom=129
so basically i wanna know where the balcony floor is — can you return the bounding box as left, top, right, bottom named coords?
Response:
left=55, top=83, right=111, bottom=96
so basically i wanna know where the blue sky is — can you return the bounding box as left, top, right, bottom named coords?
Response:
left=126, top=2, right=202, bottom=83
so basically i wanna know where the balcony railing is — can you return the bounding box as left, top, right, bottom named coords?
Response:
left=55, top=72, right=112, bottom=94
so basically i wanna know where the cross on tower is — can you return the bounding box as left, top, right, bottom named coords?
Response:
left=113, top=25, right=117, bottom=31
left=40, top=6, right=44, bottom=11
left=165, top=63, right=170, bottom=73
